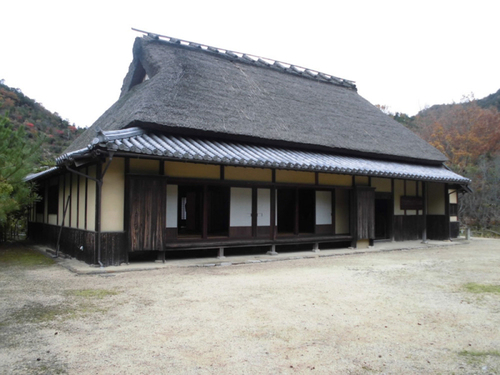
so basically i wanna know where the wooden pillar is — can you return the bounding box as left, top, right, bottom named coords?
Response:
left=267, top=244, right=278, bottom=255
left=294, top=188, right=299, bottom=235
left=270, top=186, right=276, bottom=240
left=350, top=188, right=357, bottom=248
left=444, top=183, right=451, bottom=240
left=421, top=181, right=428, bottom=243
left=95, top=162, right=102, bottom=266
left=217, top=247, right=225, bottom=259
left=202, top=185, right=208, bottom=239
left=251, top=188, right=257, bottom=237
left=390, top=179, right=395, bottom=242
left=84, top=167, right=88, bottom=230
left=124, top=158, right=130, bottom=263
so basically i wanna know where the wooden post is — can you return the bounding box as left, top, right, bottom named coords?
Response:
left=202, top=185, right=208, bottom=239
left=95, top=162, right=102, bottom=266
left=421, top=181, right=428, bottom=243
left=217, top=247, right=225, bottom=259
left=267, top=244, right=278, bottom=255
left=124, top=158, right=130, bottom=264
left=444, top=183, right=451, bottom=240
left=294, top=188, right=299, bottom=235
left=251, top=188, right=257, bottom=237
left=312, top=242, right=320, bottom=252
left=350, top=188, right=357, bottom=248
left=270, top=186, right=276, bottom=240
left=390, top=179, right=395, bottom=242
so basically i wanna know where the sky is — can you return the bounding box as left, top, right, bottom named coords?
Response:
left=1, top=0, right=499, bottom=128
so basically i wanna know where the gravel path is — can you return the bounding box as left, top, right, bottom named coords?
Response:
left=1, top=239, right=499, bottom=374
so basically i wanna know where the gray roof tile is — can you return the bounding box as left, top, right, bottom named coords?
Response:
left=56, top=128, right=470, bottom=185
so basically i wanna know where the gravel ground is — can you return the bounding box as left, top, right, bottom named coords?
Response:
left=1, top=239, right=499, bottom=374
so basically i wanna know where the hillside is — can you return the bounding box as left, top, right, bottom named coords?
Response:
left=0, top=80, right=86, bottom=165
left=390, top=91, right=500, bottom=230
left=477, top=88, right=500, bottom=111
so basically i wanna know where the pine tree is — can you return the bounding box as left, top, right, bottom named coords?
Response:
left=0, top=115, right=42, bottom=241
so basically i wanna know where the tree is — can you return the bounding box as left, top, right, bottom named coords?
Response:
left=411, top=98, right=500, bottom=229
left=0, top=115, right=42, bottom=241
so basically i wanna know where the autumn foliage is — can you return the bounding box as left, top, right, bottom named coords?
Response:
left=414, top=97, right=500, bottom=171
left=390, top=95, right=500, bottom=229
left=0, top=80, right=86, bottom=165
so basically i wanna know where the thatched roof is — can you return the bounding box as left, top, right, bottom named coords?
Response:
left=65, top=35, right=447, bottom=163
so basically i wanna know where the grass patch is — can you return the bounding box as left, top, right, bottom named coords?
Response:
left=0, top=245, right=54, bottom=268
left=463, top=282, right=500, bottom=294
left=67, top=289, right=119, bottom=299
left=458, top=350, right=500, bottom=358
left=8, top=302, right=77, bottom=324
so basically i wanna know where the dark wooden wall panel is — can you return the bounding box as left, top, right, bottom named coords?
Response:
left=101, top=232, right=127, bottom=266
left=28, top=223, right=126, bottom=266
left=229, top=226, right=252, bottom=238
left=129, top=177, right=165, bottom=251
left=256, top=226, right=271, bottom=237
left=393, top=215, right=424, bottom=241
left=356, top=188, right=375, bottom=240
left=315, top=224, right=333, bottom=235
left=450, top=222, right=460, bottom=239
left=165, top=228, right=178, bottom=240
left=427, top=215, right=449, bottom=240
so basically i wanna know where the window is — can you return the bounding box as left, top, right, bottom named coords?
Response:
left=277, top=188, right=315, bottom=235
left=47, top=184, right=59, bottom=215
left=177, top=184, right=230, bottom=238
left=449, top=203, right=458, bottom=217
left=178, top=185, right=203, bottom=237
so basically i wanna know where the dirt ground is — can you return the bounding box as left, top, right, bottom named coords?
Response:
left=1, top=239, right=499, bottom=374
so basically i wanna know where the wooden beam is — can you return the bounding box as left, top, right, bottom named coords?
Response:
left=251, top=188, right=257, bottom=237
left=202, top=185, right=208, bottom=239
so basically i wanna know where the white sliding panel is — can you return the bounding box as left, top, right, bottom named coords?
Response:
left=230, top=187, right=252, bottom=227
left=166, top=184, right=178, bottom=228
left=257, top=189, right=271, bottom=226
left=316, top=191, right=332, bottom=225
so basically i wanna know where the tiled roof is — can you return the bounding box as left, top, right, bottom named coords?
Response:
left=56, top=128, right=470, bottom=185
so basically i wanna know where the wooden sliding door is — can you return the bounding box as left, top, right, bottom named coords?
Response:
left=129, top=177, right=165, bottom=251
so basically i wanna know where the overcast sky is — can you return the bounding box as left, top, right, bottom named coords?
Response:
left=1, top=0, right=499, bottom=128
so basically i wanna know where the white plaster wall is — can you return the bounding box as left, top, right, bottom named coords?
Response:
left=64, top=174, right=71, bottom=227
left=87, top=166, right=96, bottom=231
left=58, top=175, right=64, bottom=225
left=78, top=172, right=86, bottom=230
left=394, top=179, right=405, bottom=215
left=428, top=182, right=445, bottom=215
left=371, top=177, right=392, bottom=192
left=449, top=189, right=458, bottom=204
left=257, top=189, right=271, bottom=226
left=166, top=184, right=178, bottom=228
left=101, top=158, right=125, bottom=232
left=316, top=191, right=332, bottom=225
left=71, top=175, right=78, bottom=228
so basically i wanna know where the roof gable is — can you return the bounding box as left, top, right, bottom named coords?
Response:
left=65, top=35, right=447, bottom=163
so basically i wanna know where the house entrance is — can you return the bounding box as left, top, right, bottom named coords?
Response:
left=129, top=177, right=165, bottom=251
left=178, top=185, right=203, bottom=237
left=178, top=185, right=230, bottom=238
left=375, top=195, right=391, bottom=240
left=277, top=188, right=315, bottom=235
